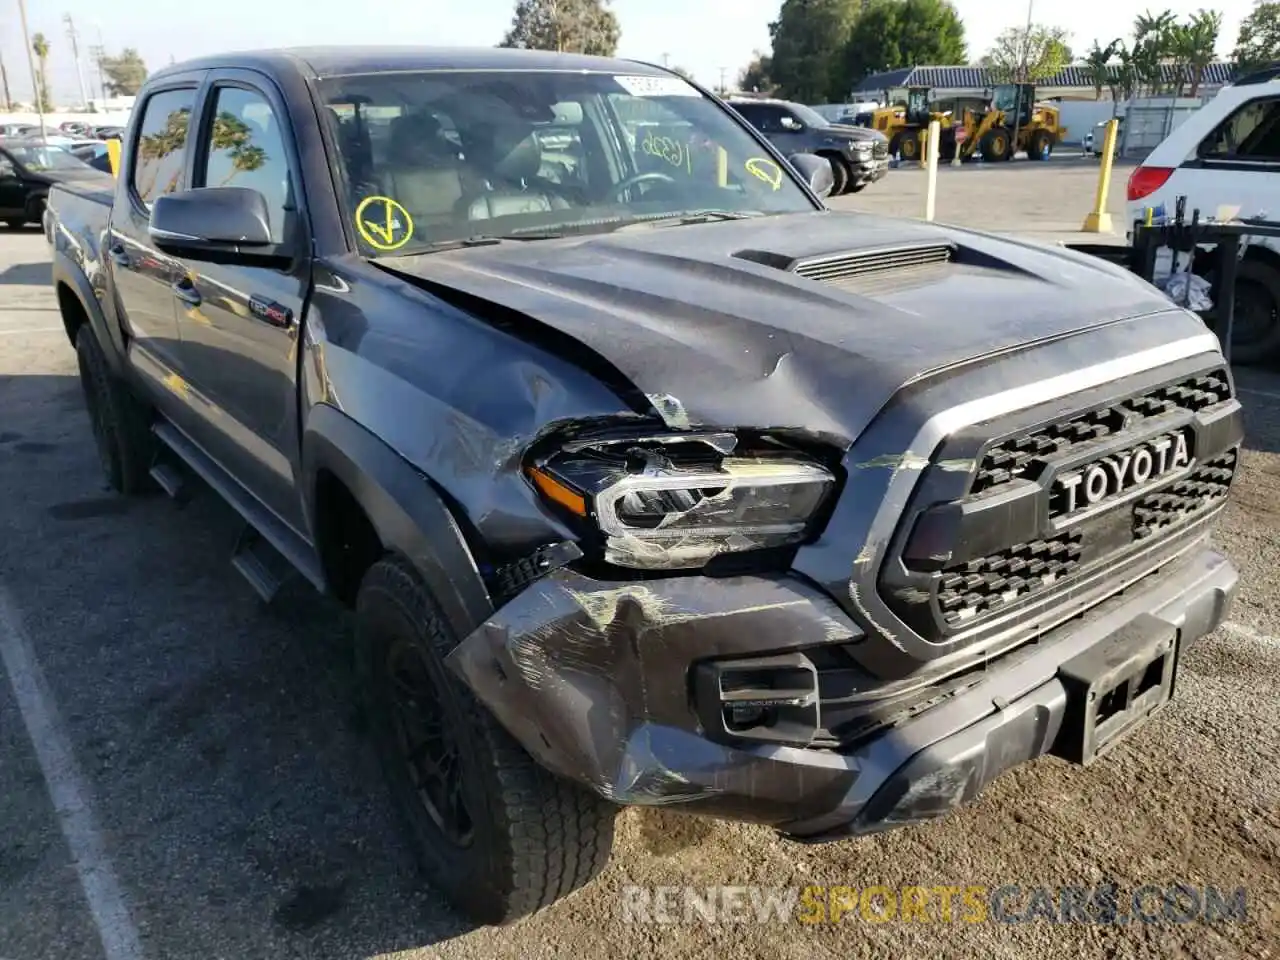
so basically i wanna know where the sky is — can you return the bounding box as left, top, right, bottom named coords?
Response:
left=0, top=0, right=1260, bottom=106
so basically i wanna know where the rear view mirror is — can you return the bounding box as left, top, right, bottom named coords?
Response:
left=787, top=152, right=835, bottom=200
left=149, top=186, right=273, bottom=256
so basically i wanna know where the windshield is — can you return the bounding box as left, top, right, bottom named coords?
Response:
left=6, top=144, right=92, bottom=171
left=788, top=103, right=833, bottom=128
left=317, top=70, right=816, bottom=256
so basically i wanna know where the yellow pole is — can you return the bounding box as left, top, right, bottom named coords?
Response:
left=924, top=119, right=940, bottom=222
left=106, top=138, right=121, bottom=178
left=1082, top=118, right=1119, bottom=233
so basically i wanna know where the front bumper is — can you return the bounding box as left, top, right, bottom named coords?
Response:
left=446, top=542, right=1235, bottom=838
left=850, top=156, right=889, bottom=185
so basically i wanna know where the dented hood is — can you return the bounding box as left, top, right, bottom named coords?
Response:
left=382, top=210, right=1172, bottom=445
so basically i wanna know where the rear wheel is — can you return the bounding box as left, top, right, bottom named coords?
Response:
left=825, top=155, right=849, bottom=195
left=981, top=127, right=1012, bottom=162
left=1221, top=258, right=1280, bottom=365
left=5, top=218, right=24, bottom=229
left=355, top=556, right=617, bottom=925
left=75, top=325, right=154, bottom=495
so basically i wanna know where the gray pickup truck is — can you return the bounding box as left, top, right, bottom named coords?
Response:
left=728, top=97, right=890, bottom=194
left=47, top=46, right=1241, bottom=926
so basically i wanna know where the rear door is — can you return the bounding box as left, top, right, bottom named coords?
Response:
left=171, top=69, right=311, bottom=532
left=1171, top=93, right=1280, bottom=255
left=106, top=80, right=202, bottom=399
left=0, top=150, right=24, bottom=216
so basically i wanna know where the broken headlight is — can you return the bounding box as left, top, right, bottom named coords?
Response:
left=527, top=433, right=835, bottom=570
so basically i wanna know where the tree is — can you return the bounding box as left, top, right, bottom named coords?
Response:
left=738, top=51, right=775, bottom=94
left=500, top=0, right=620, bottom=56
left=843, top=0, right=966, bottom=84
left=211, top=112, right=268, bottom=186
left=769, top=0, right=862, bottom=103
left=1131, top=9, right=1176, bottom=95
left=982, top=24, right=1072, bottom=83
left=1234, top=1, right=1280, bottom=74
left=31, top=33, right=51, bottom=112
left=1084, top=39, right=1122, bottom=100
left=668, top=65, right=694, bottom=81
left=99, top=48, right=148, bottom=96
left=1169, top=10, right=1223, bottom=97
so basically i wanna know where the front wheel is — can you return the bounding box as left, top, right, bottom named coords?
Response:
left=826, top=156, right=849, bottom=195
left=356, top=556, right=617, bottom=926
left=5, top=218, right=25, bottom=229
left=981, top=128, right=1012, bottom=162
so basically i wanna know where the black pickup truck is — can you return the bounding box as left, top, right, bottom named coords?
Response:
left=47, top=46, right=1241, bottom=926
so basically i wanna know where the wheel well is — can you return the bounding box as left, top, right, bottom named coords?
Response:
left=56, top=282, right=89, bottom=347
left=1243, top=242, right=1280, bottom=276
left=314, top=469, right=384, bottom=606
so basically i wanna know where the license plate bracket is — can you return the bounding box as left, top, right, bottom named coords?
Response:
left=1052, top=614, right=1178, bottom=766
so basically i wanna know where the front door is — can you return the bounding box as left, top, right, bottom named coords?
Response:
left=173, top=72, right=311, bottom=533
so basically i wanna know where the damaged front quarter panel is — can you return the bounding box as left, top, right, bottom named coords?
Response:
left=444, top=569, right=867, bottom=818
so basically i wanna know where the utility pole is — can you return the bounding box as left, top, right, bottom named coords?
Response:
left=16, top=0, right=46, bottom=144
left=662, top=52, right=670, bottom=68
left=90, top=21, right=106, bottom=103
left=719, top=66, right=727, bottom=95
left=64, top=13, right=89, bottom=109
left=0, top=48, right=12, bottom=112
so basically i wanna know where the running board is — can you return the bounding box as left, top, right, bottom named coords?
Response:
left=150, top=419, right=326, bottom=599
left=231, top=526, right=294, bottom=604
left=148, top=459, right=189, bottom=502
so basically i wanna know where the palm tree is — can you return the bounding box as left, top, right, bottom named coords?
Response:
left=1085, top=39, right=1122, bottom=101
left=1181, top=10, right=1223, bottom=97
left=1132, top=10, right=1176, bottom=95
left=31, top=33, right=51, bottom=112
left=210, top=112, right=267, bottom=186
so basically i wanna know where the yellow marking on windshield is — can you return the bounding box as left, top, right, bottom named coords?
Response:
left=641, top=129, right=693, bottom=175
left=355, top=195, right=414, bottom=252
left=745, top=157, right=783, bottom=191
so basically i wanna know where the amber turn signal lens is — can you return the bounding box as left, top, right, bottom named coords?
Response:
left=527, top=466, right=588, bottom=517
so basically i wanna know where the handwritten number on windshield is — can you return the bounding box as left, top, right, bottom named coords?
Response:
left=641, top=129, right=693, bottom=175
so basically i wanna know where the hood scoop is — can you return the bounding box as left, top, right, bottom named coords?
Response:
left=791, top=242, right=954, bottom=285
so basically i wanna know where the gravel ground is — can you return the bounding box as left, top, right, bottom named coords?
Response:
left=1, top=161, right=1277, bottom=960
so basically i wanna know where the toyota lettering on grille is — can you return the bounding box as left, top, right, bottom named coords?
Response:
left=1052, top=431, right=1192, bottom=518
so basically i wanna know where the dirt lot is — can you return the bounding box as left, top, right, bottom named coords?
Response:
left=1, top=161, right=1278, bottom=960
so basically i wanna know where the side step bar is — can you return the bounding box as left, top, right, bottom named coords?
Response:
left=150, top=420, right=325, bottom=602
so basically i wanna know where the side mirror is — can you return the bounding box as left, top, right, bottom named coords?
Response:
left=788, top=152, right=835, bottom=200
left=148, top=186, right=274, bottom=257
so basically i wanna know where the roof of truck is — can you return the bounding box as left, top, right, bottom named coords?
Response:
left=149, top=46, right=674, bottom=83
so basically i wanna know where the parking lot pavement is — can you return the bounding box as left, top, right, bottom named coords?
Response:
left=830, top=155, right=1136, bottom=243
left=0, top=202, right=1277, bottom=960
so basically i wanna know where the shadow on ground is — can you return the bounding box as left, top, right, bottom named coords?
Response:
left=0, top=261, right=51, bottom=286
left=0, top=372, right=474, bottom=959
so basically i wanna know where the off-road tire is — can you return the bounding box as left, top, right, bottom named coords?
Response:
left=355, top=556, right=616, bottom=926
left=75, top=325, right=154, bottom=495
left=898, top=131, right=920, bottom=162
left=981, top=127, right=1012, bottom=162
left=1028, top=129, right=1054, bottom=161
left=1221, top=257, right=1280, bottom=366
left=826, top=155, right=849, bottom=195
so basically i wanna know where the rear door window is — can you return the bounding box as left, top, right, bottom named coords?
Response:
left=1199, top=97, right=1280, bottom=162
left=132, top=87, right=198, bottom=206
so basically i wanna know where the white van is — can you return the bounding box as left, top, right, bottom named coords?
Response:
left=1124, top=66, right=1280, bottom=362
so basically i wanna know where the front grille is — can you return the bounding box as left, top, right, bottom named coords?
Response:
left=1134, top=450, right=1237, bottom=539
left=971, top=370, right=1232, bottom=494
left=937, top=532, right=1083, bottom=624
left=793, top=243, right=953, bottom=285
left=879, top=362, right=1241, bottom=647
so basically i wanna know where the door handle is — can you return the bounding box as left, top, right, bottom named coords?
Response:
left=107, top=243, right=131, bottom=268
left=171, top=279, right=201, bottom=307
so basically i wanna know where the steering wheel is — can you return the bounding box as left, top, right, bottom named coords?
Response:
left=612, top=171, right=677, bottom=200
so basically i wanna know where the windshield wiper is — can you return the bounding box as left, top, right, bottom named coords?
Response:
left=616, top=210, right=762, bottom=231
left=413, top=232, right=565, bottom=254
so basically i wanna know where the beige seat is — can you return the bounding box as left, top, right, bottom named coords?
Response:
left=378, top=114, right=464, bottom=228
